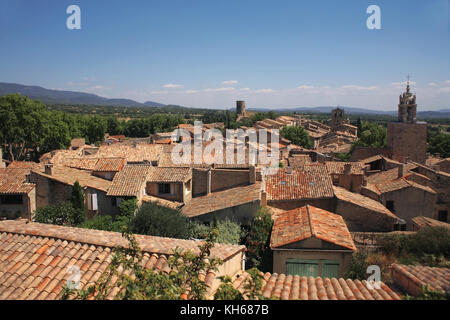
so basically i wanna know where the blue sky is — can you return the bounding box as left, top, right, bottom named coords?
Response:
left=0, top=0, right=449, bottom=110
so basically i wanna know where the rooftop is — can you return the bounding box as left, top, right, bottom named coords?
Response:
left=265, top=165, right=334, bottom=201
left=182, top=182, right=261, bottom=218
left=93, top=158, right=126, bottom=172
left=232, top=271, right=400, bottom=300
left=390, top=264, right=450, bottom=295
left=411, top=216, right=450, bottom=230
left=0, top=168, right=35, bottom=194
left=107, top=165, right=152, bottom=197
left=270, top=205, right=357, bottom=250
left=147, top=167, right=192, bottom=183
left=0, top=220, right=245, bottom=300
left=325, top=161, right=364, bottom=175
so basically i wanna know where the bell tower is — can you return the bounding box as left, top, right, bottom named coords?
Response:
left=398, top=76, right=417, bottom=123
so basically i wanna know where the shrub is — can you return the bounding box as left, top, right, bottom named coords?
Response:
left=130, top=202, right=190, bottom=239
left=118, top=198, right=137, bottom=217
left=190, top=218, right=244, bottom=245
left=33, top=202, right=82, bottom=226
left=245, top=207, right=273, bottom=272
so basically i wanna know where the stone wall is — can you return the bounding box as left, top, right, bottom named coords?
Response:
left=387, top=122, right=427, bottom=164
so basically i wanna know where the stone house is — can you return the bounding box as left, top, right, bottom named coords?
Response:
left=325, top=161, right=365, bottom=193
left=270, top=205, right=356, bottom=278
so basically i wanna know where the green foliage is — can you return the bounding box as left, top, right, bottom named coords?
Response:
left=344, top=251, right=370, bottom=280
left=71, top=181, right=85, bottom=212
left=79, top=215, right=131, bottom=233
left=214, top=268, right=267, bottom=300
left=336, top=152, right=351, bottom=161
left=403, top=285, right=450, bottom=300
left=130, top=202, right=191, bottom=239
left=33, top=202, right=83, bottom=226
left=427, top=132, right=450, bottom=158
left=246, top=207, right=273, bottom=272
left=190, top=218, right=244, bottom=245
left=352, top=121, right=386, bottom=148
left=118, top=198, right=137, bottom=217
left=280, top=126, right=313, bottom=149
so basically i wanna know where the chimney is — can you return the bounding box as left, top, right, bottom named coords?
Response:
left=286, top=166, right=293, bottom=175
left=398, top=163, right=405, bottom=179
left=362, top=176, right=367, bottom=187
left=249, top=165, right=256, bottom=184
left=344, top=163, right=352, bottom=175
left=261, top=191, right=267, bottom=207
left=45, top=163, right=54, bottom=176
left=0, top=147, right=5, bottom=168
left=206, top=168, right=212, bottom=195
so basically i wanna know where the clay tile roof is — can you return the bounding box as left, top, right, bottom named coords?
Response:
left=0, top=168, right=35, bottom=194
left=232, top=271, right=401, bottom=300
left=366, top=164, right=417, bottom=185
left=333, top=186, right=398, bottom=219
left=32, top=166, right=111, bottom=192
left=93, top=158, right=126, bottom=172
left=288, top=155, right=312, bottom=168
left=147, top=167, right=192, bottom=183
left=375, top=177, right=436, bottom=194
left=270, top=205, right=357, bottom=251
left=61, top=158, right=99, bottom=171
left=0, top=220, right=245, bottom=300
left=107, top=165, right=152, bottom=197
left=325, top=162, right=364, bottom=175
left=390, top=264, right=450, bottom=295
left=411, top=216, right=450, bottom=230
left=7, top=161, right=40, bottom=170
left=181, top=182, right=262, bottom=218
left=265, top=165, right=334, bottom=201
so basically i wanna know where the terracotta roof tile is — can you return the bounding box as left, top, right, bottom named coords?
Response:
left=390, top=264, right=450, bottom=295
left=265, top=165, right=334, bottom=201
left=232, top=271, right=400, bottom=300
left=0, top=220, right=245, bottom=300
left=147, top=167, right=192, bottom=183
left=0, top=168, right=35, bottom=194
left=93, top=158, right=126, bottom=172
left=411, top=216, right=450, bottom=230
left=325, top=162, right=364, bottom=175
left=107, top=165, right=152, bottom=196
left=270, top=205, right=357, bottom=250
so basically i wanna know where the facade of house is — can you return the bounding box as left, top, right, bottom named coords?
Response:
left=0, top=168, right=36, bottom=219
left=270, top=205, right=357, bottom=278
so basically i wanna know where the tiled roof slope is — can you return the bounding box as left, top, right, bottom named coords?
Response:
left=0, top=169, right=35, bottom=194
left=182, top=183, right=261, bottom=217
left=333, top=186, right=398, bottom=219
left=0, top=220, right=245, bottom=300
left=7, top=161, right=41, bottom=170
left=411, top=216, right=450, bottom=230
left=232, top=271, right=401, bottom=300
left=390, top=264, right=450, bottom=295
left=107, top=165, right=152, bottom=197
left=270, top=205, right=357, bottom=250
left=147, top=167, right=191, bottom=183
left=265, top=165, right=334, bottom=201
left=93, top=158, right=126, bottom=172
left=366, top=163, right=417, bottom=185
left=374, top=177, right=436, bottom=194
left=325, top=162, right=364, bottom=175
left=32, top=166, right=111, bottom=192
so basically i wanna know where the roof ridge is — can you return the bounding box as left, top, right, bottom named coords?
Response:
left=306, top=205, right=315, bottom=238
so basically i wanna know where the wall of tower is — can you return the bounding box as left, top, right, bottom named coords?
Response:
left=387, top=122, right=427, bottom=164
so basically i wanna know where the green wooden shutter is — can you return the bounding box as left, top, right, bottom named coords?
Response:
left=322, top=260, right=340, bottom=278
left=286, top=259, right=318, bottom=277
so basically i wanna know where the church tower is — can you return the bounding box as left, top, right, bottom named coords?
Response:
left=397, top=79, right=417, bottom=123
left=387, top=78, right=427, bottom=164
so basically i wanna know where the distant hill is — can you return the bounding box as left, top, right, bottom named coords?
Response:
left=0, top=82, right=165, bottom=107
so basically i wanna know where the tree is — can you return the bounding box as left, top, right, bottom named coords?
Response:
left=280, top=126, right=313, bottom=149
left=190, top=218, right=243, bottom=245
left=85, top=116, right=107, bottom=145
left=428, top=132, right=450, bottom=158
left=70, top=181, right=85, bottom=225
left=352, top=121, right=386, bottom=148
left=130, top=202, right=191, bottom=239
left=33, top=202, right=82, bottom=226
left=245, top=207, right=273, bottom=272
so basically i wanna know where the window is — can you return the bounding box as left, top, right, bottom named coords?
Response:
left=286, top=259, right=318, bottom=277
left=158, top=183, right=171, bottom=194
left=438, top=210, right=448, bottom=222
left=0, top=195, right=23, bottom=205
left=386, top=200, right=395, bottom=212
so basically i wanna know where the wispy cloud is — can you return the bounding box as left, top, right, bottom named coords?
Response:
left=151, top=90, right=169, bottom=94
left=240, top=87, right=251, bottom=91
left=222, top=80, right=238, bottom=85
left=184, top=90, right=197, bottom=94
left=204, top=87, right=235, bottom=92
left=253, top=88, right=274, bottom=93
left=163, top=83, right=184, bottom=89
left=340, top=85, right=377, bottom=91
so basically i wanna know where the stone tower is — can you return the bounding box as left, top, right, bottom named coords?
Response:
left=330, top=107, right=344, bottom=129
left=387, top=80, right=426, bottom=164
left=398, top=80, right=417, bottom=123
left=236, top=101, right=246, bottom=121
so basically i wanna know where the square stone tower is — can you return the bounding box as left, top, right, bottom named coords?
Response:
left=387, top=81, right=427, bottom=164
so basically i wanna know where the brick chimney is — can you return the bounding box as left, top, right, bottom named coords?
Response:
left=398, top=163, right=405, bottom=179
left=286, top=166, right=293, bottom=175
left=45, top=163, right=54, bottom=176
left=261, top=191, right=267, bottom=207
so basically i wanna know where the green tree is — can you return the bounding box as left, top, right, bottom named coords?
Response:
left=33, top=202, right=82, bottom=226
left=245, top=207, right=273, bottom=272
left=70, top=181, right=85, bottom=225
left=352, top=121, right=386, bottom=148
left=190, top=218, right=243, bottom=245
left=280, top=126, right=313, bottom=149
left=85, top=116, right=107, bottom=144
left=130, top=202, right=191, bottom=239
left=427, top=132, right=450, bottom=158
